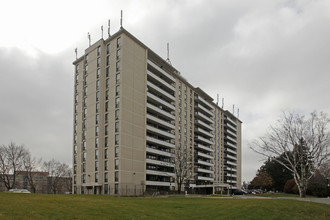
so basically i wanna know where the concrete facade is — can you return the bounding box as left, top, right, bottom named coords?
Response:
left=73, top=28, right=242, bottom=195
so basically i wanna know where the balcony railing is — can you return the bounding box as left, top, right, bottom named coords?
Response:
left=197, top=168, right=214, bottom=174
left=146, top=136, right=175, bottom=149
left=146, top=147, right=174, bottom=158
left=147, top=70, right=175, bottom=92
left=197, top=160, right=214, bottom=167
left=197, top=176, right=214, bottom=182
left=147, top=92, right=175, bottom=111
left=196, top=127, right=213, bottom=139
left=147, top=103, right=175, bottom=120
left=146, top=158, right=174, bottom=167
left=225, top=116, right=236, bottom=126
left=195, top=119, right=214, bottom=131
left=195, top=135, right=214, bottom=145
left=197, top=151, right=213, bottom=160
left=195, top=103, right=213, bottom=117
left=146, top=125, right=175, bottom=139
left=146, top=180, right=171, bottom=187
left=147, top=114, right=175, bottom=130
left=194, top=111, right=213, bottom=124
left=147, top=81, right=175, bottom=102
left=147, top=60, right=175, bottom=82
left=195, top=144, right=214, bottom=153
left=194, top=95, right=214, bottom=110
left=146, top=169, right=175, bottom=177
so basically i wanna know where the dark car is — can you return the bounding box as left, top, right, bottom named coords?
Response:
left=232, top=189, right=247, bottom=195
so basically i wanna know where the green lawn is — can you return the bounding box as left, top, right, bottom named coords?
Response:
left=0, top=193, right=329, bottom=220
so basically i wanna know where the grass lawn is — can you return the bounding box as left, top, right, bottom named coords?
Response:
left=0, top=193, right=329, bottom=220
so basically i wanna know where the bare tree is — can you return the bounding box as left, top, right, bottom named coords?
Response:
left=43, top=159, right=69, bottom=194
left=251, top=111, right=330, bottom=197
left=174, top=151, right=192, bottom=194
left=22, top=152, right=42, bottom=193
left=0, top=142, right=28, bottom=190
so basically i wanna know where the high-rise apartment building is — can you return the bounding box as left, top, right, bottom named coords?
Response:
left=72, top=27, right=242, bottom=195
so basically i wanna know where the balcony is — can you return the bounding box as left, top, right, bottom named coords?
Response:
left=226, top=135, right=237, bottom=144
left=195, top=135, right=214, bottom=145
left=226, top=160, right=237, bottom=166
left=197, top=152, right=213, bottom=160
left=195, top=119, right=214, bottom=131
left=195, top=127, right=213, bottom=139
left=197, top=168, right=214, bottom=174
left=147, top=60, right=175, bottom=82
left=194, top=111, right=213, bottom=124
left=225, top=154, right=237, bottom=161
left=146, top=180, right=171, bottom=187
left=146, top=169, right=175, bottom=177
left=147, top=125, right=175, bottom=139
left=147, top=114, right=175, bottom=130
left=147, top=92, right=175, bottom=111
left=146, top=158, right=174, bottom=167
left=195, top=103, right=213, bottom=117
left=225, top=166, right=237, bottom=172
left=146, top=136, right=175, bottom=149
left=197, top=176, right=214, bottom=182
left=147, top=70, right=175, bottom=92
left=195, top=144, right=214, bottom=153
left=146, top=147, right=174, bottom=158
left=147, top=103, right=175, bottom=121
left=194, top=95, right=214, bottom=110
left=198, top=160, right=214, bottom=167
left=226, top=129, right=237, bottom=138
left=225, top=116, right=236, bottom=125
left=225, top=142, right=237, bottom=150
left=147, top=81, right=175, bottom=102
left=225, top=173, right=237, bottom=178
left=225, top=122, right=237, bottom=131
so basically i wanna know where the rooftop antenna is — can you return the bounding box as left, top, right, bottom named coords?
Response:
left=101, top=25, right=103, bottom=39
left=233, top=104, right=235, bottom=114
left=120, top=10, right=123, bottom=29
left=108, top=19, right=111, bottom=37
left=166, top=42, right=172, bottom=65
left=216, top=94, right=219, bottom=106
left=222, top=98, right=224, bottom=109
left=87, top=32, right=91, bottom=46
left=75, top=48, right=78, bottom=60
left=237, top=108, right=240, bottom=118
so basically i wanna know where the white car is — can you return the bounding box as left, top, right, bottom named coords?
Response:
left=8, top=189, right=31, bottom=193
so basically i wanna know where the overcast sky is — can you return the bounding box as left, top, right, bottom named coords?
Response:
left=1, top=0, right=329, bottom=182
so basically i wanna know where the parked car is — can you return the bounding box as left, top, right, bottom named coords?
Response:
left=8, top=189, right=31, bottom=193
left=232, top=189, right=247, bottom=195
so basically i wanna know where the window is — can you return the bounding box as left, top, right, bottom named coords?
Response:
left=106, top=67, right=109, bottom=77
left=116, top=73, right=120, bottom=83
left=115, top=184, right=118, bottom=194
left=96, top=103, right=99, bottom=113
left=96, top=80, right=100, bottom=90
left=74, top=166, right=77, bottom=175
left=104, top=184, right=108, bottom=194
left=106, top=78, right=109, bottom=89
left=82, top=174, right=86, bottom=183
left=104, top=148, right=108, bottom=159
left=82, top=152, right=86, bottom=161
left=116, top=85, right=120, bottom=96
left=115, top=121, right=119, bottom=132
left=83, top=97, right=87, bottom=107
left=104, top=160, right=108, bottom=171
left=107, top=44, right=110, bottom=54
left=115, top=159, right=119, bottom=169
left=97, top=46, right=101, bottom=56
left=82, top=141, right=86, bottom=150
left=115, top=97, right=120, bottom=108
left=116, top=49, right=120, bottom=60
left=97, top=69, right=100, bottom=79
left=97, top=57, right=100, bottom=67
left=82, top=163, right=86, bottom=172
left=104, top=137, right=108, bottom=147
left=95, top=126, right=99, bottom=136
left=76, top=65, right=79, bottom=73
left=115, top=171, right=119, bottom=182
left=95, top=149, right=99, bottom=159
left=106, top=55, right=110, bottom=66
left=74, top=155, right=77, bottom=164
left=95, top=173, right=98, bottom=183
left=85, top=54, right=88, bottom=63
left=95, top=137, right=99, bottom=148
left=115, top=147, right=119, bottom=157
left=115, top=109, right=119, bottom=119
left=84, top=65, right=88, bottom=73
left=105, top=102, right=109, bottom=112
left=116, top=61, right=120, bottom=72
left=95, top=161, right=99, bottom=171
left=105, top=90, right=109, bottom=100
left=74, top=176, right=77, bottom=184
left=104, top=173, right=108, bottom=183
left=96, top=91, right=99, bottom=102
left=74, top=145, right=77, bottom=154
left=105, top=113, right=108, bottom=123
left=105, top=125, right=108, bottom=135
left=117, top=37, right=121, bottom=48
left=115, top=134, right=119, bottom=145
